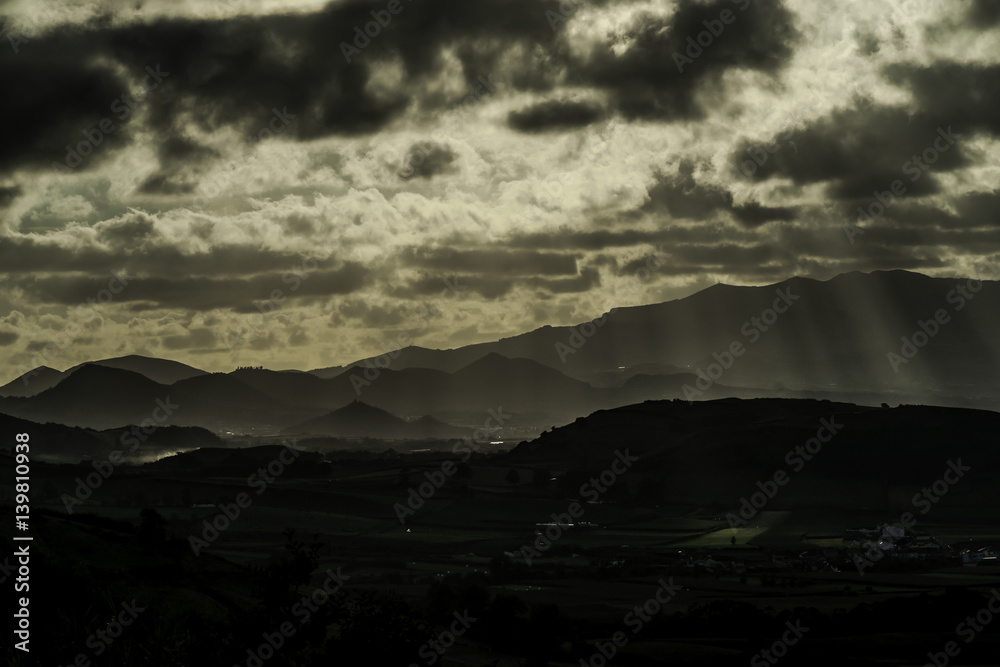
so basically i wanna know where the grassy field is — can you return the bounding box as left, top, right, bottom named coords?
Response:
left=14, top=451, right=1000, bottom=667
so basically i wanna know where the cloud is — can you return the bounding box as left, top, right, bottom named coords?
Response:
left=730, top=101, right=969, bottom=199
left=0, top=185, right=21, bottom=208
left=526, top=266, right=601, bottom=293
left=0, top=234, right=331, bottom=278
left=884, top=62, right=1000, bottom=137
left=508, top=99, right=605, bottom=133
left=0, top=55, right=132, bottom=173
left=0, top=330, right=18, bottom=346
left=730, top=201, right=797, bottom=226
left=400, top=247, right=579, bottom=275
left=399, top=141, right=457, bottom=180
left=642, top=160, right=797, bottom=225
left=14, top=263, right=370, bottom=310
left=571, top=0, right=799, bottom=121
left=0, top=0, right=569, bottom=175
left=139, top=135, right=221, bottom=194
left=336, top=298, right=411, bottom=328
left=96, top=215, right=158, bottom=246
left=1, top=0, right=999, bottom=378
left=162, top=327, right=216, bottom=350
left=966, top=0, right=1000, bottom=27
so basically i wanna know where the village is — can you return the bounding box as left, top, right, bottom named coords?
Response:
left=501, top=520, right=1000, bottom=576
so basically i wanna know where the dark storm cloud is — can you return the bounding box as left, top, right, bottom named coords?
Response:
left=400, top=267, right=599, bottom=298
left=505, top=225, right=757, bottom=251
left=642, top=161, right=729, bottom=220
left=400, top=275, right=514, bottom=299
left=507, top=228, right=670, bottom=251
left=336, top=298, right=410, bottom=328
left=880, top=190, right=1000, bottom=232
left=0, top=331, right=18, bottom=346
left=730, top=201, right=797, bottom=226
left=737, top=62, right=1000, bottom=201
left=0, top=185, right=21, bottom=207
left=0, top=57, right=133, bottom=173
left=884, top=62, right=1000, bottom=136
left=953, top=189, right=1000, bottom=226
left=14, top=263, right=369, bottom=310
left=137, top=174, right=196, bottom=195
left=139, top=136, right=220, bottom=194
left=854, top=29, right=880, bottom=56
left=643, top=160, right=797, bottom=225
left=0, top=237, right=119, bottom=274
left=399, top=141, right=457, bottom=180
left=157, top=135, right=219, bottom=164
left=966, top=0, right=1000, bottom=26
left=0, top=0, right=575, bottom=175
left=162, top=327, right=216, bottom=350
left=96, top=216, right=158, bottom=246
left=400, top=247, right=578, bottom=275
left=731, top=102, right=968, bottom=199
left=570, top=0, right=799, bottom=121
left=879, top=202, right=962, bottom=230
left=0, top=235, right=332, bottom=277
left=507, top=99, right=605, bottom=133
left=0, top=0, right=803, bottom=176
left=669, top=242, right=789, bottom=268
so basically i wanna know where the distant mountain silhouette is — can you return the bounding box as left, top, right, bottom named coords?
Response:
left=331, top=270, right=1000, bottom=410
left=171, top=372, right=287, bottom=412
left=306, top=365, right=345, bottom=379
left=4, top=271, right=998, bottom=435
left=229, top=368, right=332, bottom=409
left=1, top=355, right=207, bottom=398
left=0, top=364, right=177, bottom=429
left=67, top=354, right=207, bottom=385
left=0, top=365, right=317, bottom=431
left=311, top=345, right=493, bottom=377
left=0, top=365, right=64, bottom=397
left=283, top=400, right=470, bottom=439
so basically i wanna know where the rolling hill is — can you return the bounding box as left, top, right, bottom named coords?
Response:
left=507, top=397, right=1000, bottom=512
left=283, top=400, right=470, bottom=439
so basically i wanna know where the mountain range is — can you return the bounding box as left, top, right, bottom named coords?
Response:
left=1, top=270, right=998, bottom=439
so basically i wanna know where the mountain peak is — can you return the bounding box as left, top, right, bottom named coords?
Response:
left=0, top=365, right=66, bottom=398
left=64, top=354, right=206, bottom=385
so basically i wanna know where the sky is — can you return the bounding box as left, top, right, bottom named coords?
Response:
left=0, top=0, right=999, bottom=381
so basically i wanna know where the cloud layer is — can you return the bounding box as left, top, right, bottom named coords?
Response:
left=0, top=0, right=998, bottom=379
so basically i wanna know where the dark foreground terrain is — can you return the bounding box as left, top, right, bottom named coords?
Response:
left=4, top=398, right=1000, bottom=666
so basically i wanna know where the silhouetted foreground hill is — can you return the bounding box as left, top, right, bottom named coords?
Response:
left=0, top=411, right=222, bottom=463
left=509, top=398, right=1000, bottom=512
